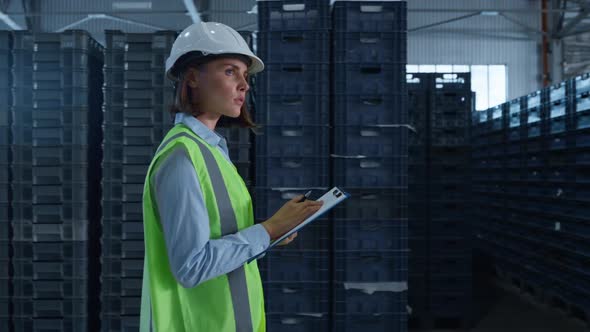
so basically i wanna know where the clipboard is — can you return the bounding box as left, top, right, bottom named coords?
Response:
left=248, top=187, right=350, bottom=263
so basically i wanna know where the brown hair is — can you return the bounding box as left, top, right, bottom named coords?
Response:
left=168, top=53, right=258, bottom=129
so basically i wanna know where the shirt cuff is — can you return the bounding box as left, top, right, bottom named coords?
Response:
left=240, top=223, right=271, bottom=256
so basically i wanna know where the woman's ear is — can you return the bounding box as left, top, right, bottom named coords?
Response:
left=187, top=68, right=199, bottom=88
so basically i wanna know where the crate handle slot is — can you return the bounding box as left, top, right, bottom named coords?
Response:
left=281, top=97, right=302, bottom=105
left=360, top=66, right=382, bottom=74
left=361, top=97, right=382, bottom=106
left=281, top=34, right=304, bottom=43
left=360, top=5, right=383, bottom=13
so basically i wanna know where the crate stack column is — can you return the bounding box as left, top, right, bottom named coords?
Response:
left=100, top=30, right=176, bottom=332
left=331, top=1, right=408, bottom=331
left=406, top=72, right=433, bottom=322
left=10, top=31, right=103, bottom=332
left=426, top=73, right=473, bottom=328
left=255, top=1, right=332, bottom=330
left=0, top=31, right=11, bottom=332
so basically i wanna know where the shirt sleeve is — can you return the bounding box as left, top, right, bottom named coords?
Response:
left=152, top=147, right=270, bottom=288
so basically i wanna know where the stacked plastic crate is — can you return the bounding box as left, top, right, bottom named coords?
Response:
left=0, top=31, right=11, bottom=332
left=427, top=73, right=473, bottom=328
left=255, top=1, right=331, bottom=330
left=332, top=2, right=408, bottom=331
left=100, top=30, right=175, bottom=332
left=407, top=72, right=432, bottom=322
left=10, top=31, right=103, bottom=332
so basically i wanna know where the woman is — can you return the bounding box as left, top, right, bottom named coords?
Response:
left=139, top=22, right=323, bottom=332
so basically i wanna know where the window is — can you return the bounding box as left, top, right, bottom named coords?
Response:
left=407, top=64, right=507, bottom=111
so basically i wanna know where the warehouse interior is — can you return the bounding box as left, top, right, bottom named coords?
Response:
left=0, top=0, right=589, bottom=331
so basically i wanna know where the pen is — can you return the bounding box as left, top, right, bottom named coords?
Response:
left=298, top=190, right=313, bottom=203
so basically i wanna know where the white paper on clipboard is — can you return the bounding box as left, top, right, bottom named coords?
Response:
left=248, top=187, right=350, bottom=263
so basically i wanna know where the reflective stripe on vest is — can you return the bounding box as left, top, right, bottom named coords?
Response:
left=149, top=131, right=254, bottom=332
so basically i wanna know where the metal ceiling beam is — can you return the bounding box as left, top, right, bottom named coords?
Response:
left=409, top=12, right=481, bottom=33
left=0, top=9, right=22, bottom=29
left=183, top=0, right=200, bottom=23
left=55, top=13, right=166, bottom=32
left=557, top=1, right=590, bottom=37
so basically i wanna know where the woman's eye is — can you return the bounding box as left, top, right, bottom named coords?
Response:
left=226, top=69, right=234, bottom=75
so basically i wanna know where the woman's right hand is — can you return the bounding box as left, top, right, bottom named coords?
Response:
left=261, top=195, right=323, bottom=241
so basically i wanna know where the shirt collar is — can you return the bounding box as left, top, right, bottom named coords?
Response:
left=174, top=112, right=225, bottom=148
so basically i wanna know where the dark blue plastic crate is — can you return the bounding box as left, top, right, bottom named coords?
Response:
left=574, top=73, right=590, bottom=95
left=103, top=163, right=148, bottom=184
left=266, top=314, right=329, bottom=332
left=508, top=97, right=524, bottom=129
left=257, top=63, right=329, bottom=96
left=103, top=69, right=167, bottom=89
left=434, top=72, right=471, bottom=90
left=100, top=296, right=141, bottom=316
left=430, top=219, right=472, bottom=237
left=428, top=292, right=472, bottom=317
left=334, top=188, right=407, bottom=220
left=12, top=259, right=88, bottom=279
left=335, top=284, right=407, bottom=315
left=12, top=241, right=87, bottom=261
left=103, top=125, right=165, bottom=146
left=255, top=94, right=329, bottom=126
left=11, top=144, right=88, bottom=165
left=11, top=125, right=89, bottom=146
left=12, top=106, right=91, bottom=128
left=12, top=221, right=88, bottom=241
left=101, top=239, right=144, bottom=259
left=14, top=317, right=87, bottom=332
left=332, top=1, right=406, bottom=32
left=31, top=88, right=92, bottom=108
left=102, top=181, right=143, bottom=202
left=0, top=108, right=9, bottom=126
left=333, top=125, right=408, bottom=156
left=103, top=104, right=170, bottom=127
left=12, top=202, right=88, bottom=223
left=32, top=70, right=91, bottom=89
left=255, top=155, right=329, bottom=187
left=429, top=237, right=471, bottom=256
left=257, top=30, right=329, bottom=64
left=12, top=183, right=88, bottom=204
left=255, top=125, right=329, bottom=156
left=102, top=87, right=173, bottom=108
left=334, top=94, right=407, bottom=126
left=101, top=277, right=142, bottom=297
left=334, top=219, right=408, bottom=252
left=333, top=156, right=407, bottom=188
left=430, top=128, right=468, bottom=146
left=573, top=99, right=590, bottom=129
left=429, top=256, right=472, bottom=275
left=12, top=164, right=88, bottom=185
left=429, top=201, right=466, bottom=219
left=102, top=200, right=142, bottom=221
left=333, top=31, right=406, bottom=63
left=262, top=251, right=329, bottom=282
left=100, top=315, right=139, bottom=332
left=258, top=0, right=330, bottom=31
left=0, top=126, right=9, bottom=145
left=101, top=257, right=143, bottom=278
left=13, top=279, right=87, bottom=298
left=335, top=251, right=408, bottom=282
left=102, top=144, right=156, bottom=164
left=101, top=219, right=144, bottom=241
left=334, top=63, right=405, bottom=95
left=264, top=282, right=329, bottom=314
left=334, top=313, right=408, bottom=332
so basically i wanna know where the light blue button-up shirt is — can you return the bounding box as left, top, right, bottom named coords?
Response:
left=152, top=112, right=270, bottom=288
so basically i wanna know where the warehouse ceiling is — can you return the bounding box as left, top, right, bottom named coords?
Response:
left=558, top=0, right=590, bottom=77
left=0, top=0, right=588, bottom=78
left=0, top=0, right=257, bottom=44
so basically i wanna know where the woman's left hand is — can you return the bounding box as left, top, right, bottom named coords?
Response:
left=276, top=232, right=298, bottom=246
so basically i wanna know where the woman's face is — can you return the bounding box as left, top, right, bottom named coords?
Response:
left=189, top=57, right=250, bottom=119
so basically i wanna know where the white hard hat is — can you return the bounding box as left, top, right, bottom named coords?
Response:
left=165, top=21, right=264, bottom=81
